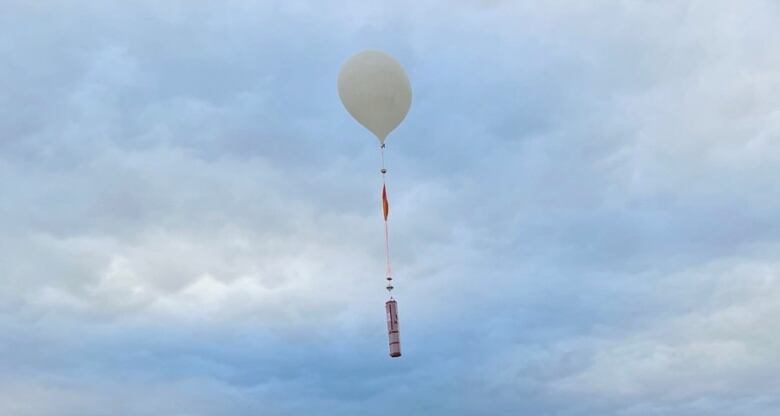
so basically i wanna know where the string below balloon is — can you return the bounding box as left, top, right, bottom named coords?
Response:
left=380, top=144, right=393, bottom=294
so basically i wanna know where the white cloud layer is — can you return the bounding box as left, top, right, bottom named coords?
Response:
left=1, top=0, right=779, bottom=414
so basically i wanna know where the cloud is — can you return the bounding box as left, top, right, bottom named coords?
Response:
left=1, top=0, right=779, bottom=414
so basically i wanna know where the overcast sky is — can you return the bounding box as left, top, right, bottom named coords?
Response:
left=2, top=1, right=780, bottom=415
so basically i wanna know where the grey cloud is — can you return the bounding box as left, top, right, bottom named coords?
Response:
left=1, top=0, right=780, bottom=414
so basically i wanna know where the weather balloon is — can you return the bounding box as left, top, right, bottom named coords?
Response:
left=338, top=50, right=412, bottom=358
left=338, top=50, right=412, bottom=144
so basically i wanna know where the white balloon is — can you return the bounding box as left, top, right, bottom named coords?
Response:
left=338, top=50, right=412, bottom=144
